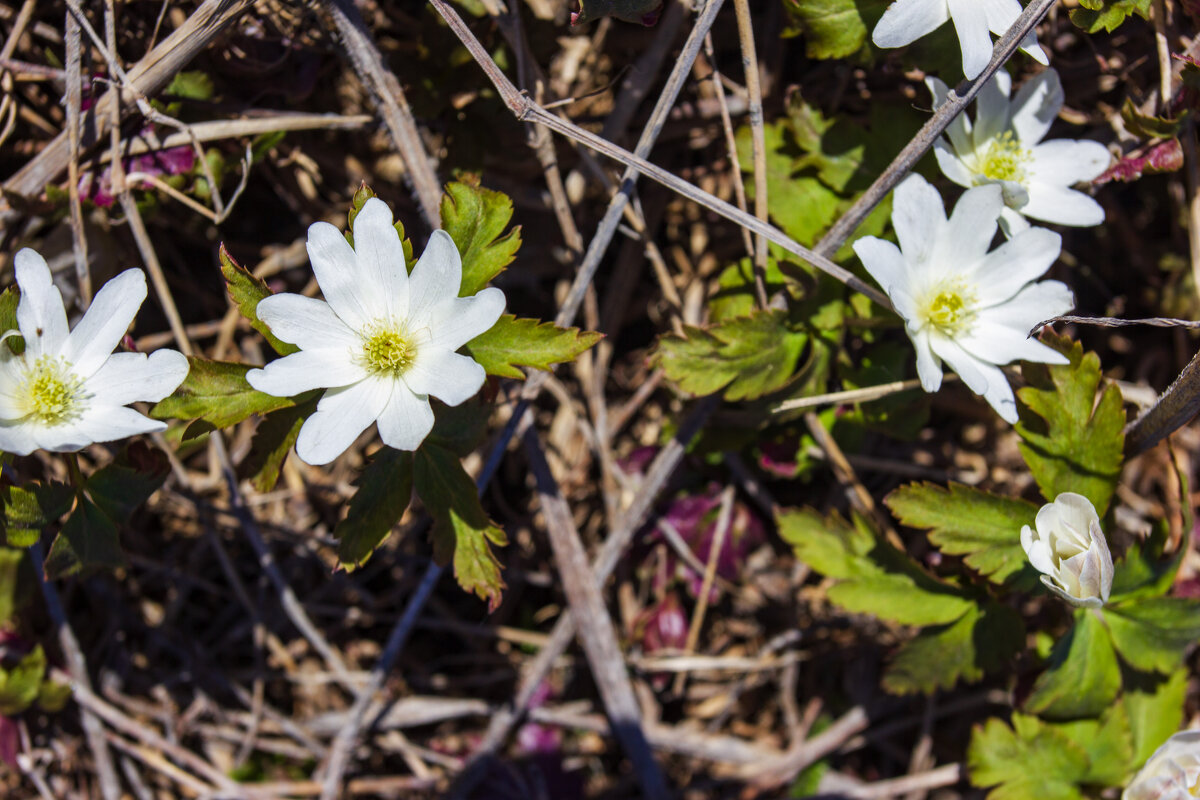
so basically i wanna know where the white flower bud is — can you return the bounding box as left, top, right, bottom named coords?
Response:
left=1123, top=730, right=1200, bottom=799
left=1020, top=492, right=1113, bottom=608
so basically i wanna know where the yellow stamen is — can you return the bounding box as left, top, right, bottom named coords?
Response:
left=360, top=322, right=417, bottom=377
left=978, top=130, right=1031, bottom=184
left=22, top=355, right=85, bottom=425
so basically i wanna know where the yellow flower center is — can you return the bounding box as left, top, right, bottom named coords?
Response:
left=978, top=130, right=1031, bottom=183
left=918, top=282, right=976, bottom=336
left=21, top=355, right=85, bottom=425
left=360, top=322, right=417, bottom=377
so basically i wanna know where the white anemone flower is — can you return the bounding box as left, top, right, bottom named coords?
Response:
left=1123, top=730, right=1200, bottom=800
left=851, top=174, right=1073, bottom=423
left=928, top=69, right=1111, bottom=234
left=1020, top=492, right=1113, bottom=608
left=872, top=0, right=1048, bottom=80
left=246, top=198, right=505, bottom=466
left=0, top=249, right=189, bottom=455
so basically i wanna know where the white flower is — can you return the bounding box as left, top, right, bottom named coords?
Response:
left=851, top=174, right=1073, bottom=423
left=0, top=249, right=189, bottom=455
left=1124, top=730, right=1200, bottom=800
left=928, top=69, right=1111, bottom=234
left=872, top=0, right=1048, bottom=80
left=1020, top=492, right=1113, bottom=608
left=246, top=198, right=505, bottom=466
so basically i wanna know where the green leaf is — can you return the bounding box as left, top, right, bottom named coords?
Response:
left=219, top=244, right=297, bottom=357
left=238, top=397, right=317, bottom=492
left=570, top=0, right=663, bottom=25
left=0, top=287, right=18, bottom=338
left=710, top=258, right=789, bottom=323
left=1, top=482, right=73, bottom=547
left=781, top=0, right=868, bottom=59
left=465, top=315, right=601, bottom=379
left=883, top=602, right=1023, bottom=694
left=1054, top=702, right=1135, bottom=787
left=1101, top=597, right=1200, bottom=673
left=656, top=309, right=807, bottom=401
left=43, top=498, right=123, bottom=578
left=0, top=645, right=46, bottom=716
left=334, top=449, right=414, bottom=570
left=777, top=508, right=974, bottom=626
left=1109, top=524, right=1182, bottom=602
left=346, top=184, right=415, bottom=265
left=85, top=445, right=170, bottom=525
left=1124, top=667, right=1187, bottom=766
left=737, top=122, right=840, bottom=247
left=1121, top=98, right=1186, bottom=140
left=414, top=442, right=507, bottom=611
left=0, top=548, right=27, bottom=625
left=1017, top=335, right=1125, bottom=515
left=1024, top=609, right=1121, bottom=720
left=885, top=482, right=1037, bottom=584
left=151, top=358, right=303, bottom=429
left=164, top=70, right=215, bottom=100
left=968, top=713, right=1090, bottom=800
left=36, top=676, right=71, bottom=712
left=1070, top=0, right=1152, bottom=32
left=426, top=399, right=489, bottom=457
left=440, top=179, right=521, bottom=296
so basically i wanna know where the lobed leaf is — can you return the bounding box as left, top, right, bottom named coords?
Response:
left=968, top=713, right=1090, bottom=800
left=43, top=498, right=124, bottom=578
left=151, top=358, right=304, bottom=430
left=1124, top=667, right=1187, bottom=766
left=1, top=482, right=73, bottom=548
left=1070, top=0, right=1152, bottom=32
left=465, top=315, right=602, bottom=379
left=238, top=398, right=317, bottom=493
left=334, top=449, right=414, bottom=571
left=440, top=178, right=521, bottom=297
left=781, top=0, right=869, bottom=60
left=1024, top=609, right=1121, bottom=720
left=883, top=602, right=1023, bottom=695
left=219, top=244, right=297, bottom=357
left=1100, top=597, right=1200, bottom=673
left=1054, top=703, right=1135, bottom=787
left=0, top=645, right=46, bottom=716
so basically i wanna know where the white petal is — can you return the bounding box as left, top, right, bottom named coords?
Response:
left=998, top=207, right=1031, bottom=237
left=1024, top=534, right=1058, bottom=578
left=1021, top=185, right=1105, bottom=227
left=973, top=281, right=1075, bottom=352
left=72, top=405, right=167, bottom=446
left=911, top=328, right=943, bottom=392
left=247, top=350, right=367, bottom=397
left=406, top=230, right=466, bottom=326
left=957, top=318, right=1069, bottom=366
left=375, top=383, right=435, bottom=452
left=294, top=378, right=392, bottom=466
left=423, top=287, right=506, bottom=352
left=872, top=0, right=950, bottom=48
left=948, top=0, right=995, bottom=79
left=86, top=350, right=190, bottom=407
left=256, top=294, right=360, bottom=351
left=939, top=184, right=1003, bottom=268
left=930, top=333, right=1018, bottom=421
left=14, top=248, right=69, bottom=359
left=63, top=268, right=146, bottom=378
left=972, top=70, right=1013, bottom=145
left=351, top=197, right=410, bottom=319
left=981, top=0, right=1021, bottom=33
left=30, top=420, right=94, bottom=452
left=852, top=237, right=907, bottom=297
left=1010, top=69, right=1063, bottom=146
left=403, top=348, right=486, bottom=406
left=933, top=141, right=976, bottom=188
left=967, top=226, right=1062, bottom=302
left=0, top=421, right=39, bottom=456
left=892, top=175, right=946, bottom=271
left=1029, top=139, right=1112, bottom=186
left=307, top=220, right=374, bottom=329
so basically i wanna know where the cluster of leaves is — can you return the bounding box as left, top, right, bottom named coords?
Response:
left=151, top=179, right=599, bottom=610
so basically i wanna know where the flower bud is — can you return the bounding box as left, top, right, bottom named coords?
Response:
left=1123, top=730, right=1200, bottom=799
left=1020, top=492, right=1113, bottom=608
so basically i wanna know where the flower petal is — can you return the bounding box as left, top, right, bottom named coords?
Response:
left=294, top=378, right=392, bottom=466
left=938, top=184, right=1003, bottom=269
left=933, top=141, right=976, bottom=188
left=403, top=348, right=486, bottom=406
left=256, top=294, right=361, bottom=351
left=72, top=405, right=167, bottom=447
left=406, top=230, right=465, bottom=325
left=86, top=350, right=190, bottom=407
left=972, top=69, right=1012, bottom=145
left=14, top=248, right=69, bottom=359
left=307, top=220, right=374, bottom=329
left=63, top=268, right=146, bottom=378
left=247, top=349, right=367, bottom=397
left=872, top=0, right=950, bottom=48
left=910, top=328, right=943, bottom=392
left=930, top=333, right=1018, bottom=421
left=423, top=287, right=506, bottom=352
left=892, top=174, right=946, bottom=274
left=0, top=420, right=39, bottom=456
left=1010, top=69, right=1063, bottom=146
left=375, top=383, right=435, bottom=452
left=1021, top=184, right=1105, bottom=227
left=852, top=237, right=906, bottom=297
left=973, top=281, right=1075, bottom=347
left=927, top=77, right=974, bottom=155
left=1029, top=139, right=1111, bottom=186
left=351, top=197, right=410, bottom=319
left=966, top=226, right=1062, bottom=303
left=948, top=0, right=995, bottom=79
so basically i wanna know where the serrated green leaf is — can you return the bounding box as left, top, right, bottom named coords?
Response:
left=968, top=714, right=1090, bottom=800
left=0, top=645, right=46, bottom=716
left=219, top=244, right=297, bottom=356
left=737, top=123, right=840, bottom=247
left=36, top=675, right=71, bottom=712
left=781, top=0, right=868, bottom=59
left=441, top=179, right=521, bottom=296
left=238, top=397, right=317, bottom=493
left=1101, top=597, right=1200, bottom=673
left=151, top=358, right=301, bottom=429
left=0, top=548, right=26, bottom=625
left=0, top=287, right=17, bottom=338
left=1070, top=0, right=1152, bottom=32
left=884, top=602, right=1023, bottom=694
left=710, top=258, right=788, bottom=323
left=1120, top=98, right=1186, bottom=140
left=1109, top=525, right=1182, bottom=602
left=425, top=399, right=488, bottom=457
left=1054, top=702, right=1135, bottom=787
left=656, top=309, right=807, bottom=401
left=1017, top=335, right=1125, bottom=515
left=465, top=315, right=601, bottom=379
left=346, top=184, right=415, bottom=264
left=164, top=70, right=214, bottom=101
left=1024, top=609, right=1121, bottom=719
left=43, top=498, right=123, bottom=578
left=1, top=482, right=73, bottom=547
left=827, top=573, right=973, bottom=626
left=85, top=451, right=169, bottom=525
left=885, top=482, right=1037, bottom=584
left=414, top=442, right=507, bottom=611
left=1124, top=667, right=1187, bottom=766
left=335, top=449, right=413, bottom=570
